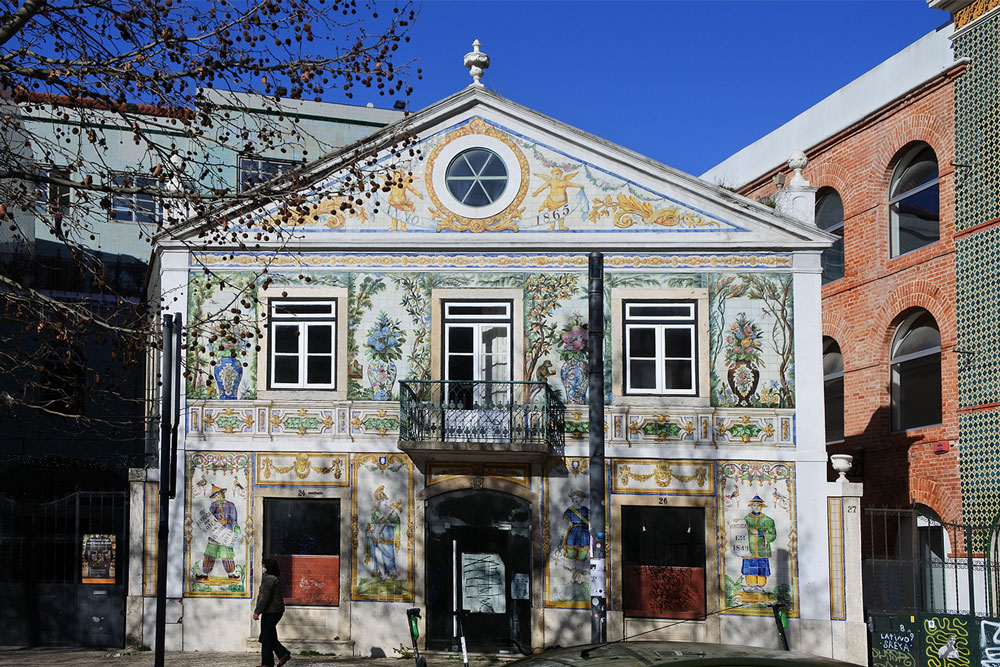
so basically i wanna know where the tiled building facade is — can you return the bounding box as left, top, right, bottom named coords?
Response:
left=135, top=82, right=866, bottom=661
left=947, top=0, right=1000, bottom=530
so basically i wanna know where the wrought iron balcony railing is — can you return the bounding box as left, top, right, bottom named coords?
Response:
left=399, top=380, right=564, bottom=454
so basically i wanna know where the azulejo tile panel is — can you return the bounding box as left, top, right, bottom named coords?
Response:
left=426, top=462, right=530, bottom=488
left=627, top=414, right=697, bottom=443
left=350, top=454, right=415, bottom=602
left=191, top=251, right=794, bottom=271
left=543, top=456, right=591, bottom=609
left=959, top=409, right=1000, bottom=530
left=271, top=408, right=336, bottom=436
left=183, top=451, right=253, bottom=598
left=717, top=460, right=799, bottom=618
left=203, top=407, right=255, bottom=435
left=610, top=459, right=715, bottom=496
left=255, top=452, right=349, bottom=487
left=351, top=407, right=401, bottom=438
left=715, top=414, right=781, bottom=445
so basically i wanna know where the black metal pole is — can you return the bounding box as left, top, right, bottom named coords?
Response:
left=154, top=314, right=174, bottom=667
left=168, top=314, right=182, bottom=499
left=588, top=252, right=606, bottom=644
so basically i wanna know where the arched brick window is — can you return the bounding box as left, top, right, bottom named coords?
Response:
left=816, top=188, right=845, bottom=283
left=889, top=143, right=940, bottom=257
left=890, top=309, right=941, bottom=431
left=823, top=337, right=844, bottom=443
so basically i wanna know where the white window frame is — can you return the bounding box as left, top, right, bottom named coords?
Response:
left=36, top=166, right=71, bottom=216
left=443, top=301, right=513, bottom=384
left=110, top=173, right=160, bottom=224
left=611, top=287, right=710, bottom=407
left=238, top=156, right=296, bottom=192
left=268, top=298, right=338, bottom=390
left=623, top=301, right=698, bottom=396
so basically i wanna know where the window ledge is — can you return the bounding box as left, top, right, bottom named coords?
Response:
left=890, top=422, right=944, bottom=435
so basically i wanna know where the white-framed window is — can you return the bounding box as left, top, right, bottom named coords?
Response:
left=110, top=174, right=160, bottom=224
left=36, top=167, right=71, bottom=216
left=890, top=309, right=941, bottom=432
left=443, top=301, right=512, bottom=386
left=623, top=300, right=697, bottom=396
left=816, top=188, right=845, bottom=283
left=889, top=143, right=940, bottom=257
left=269, top=299, right=337, bottom=390
left=238, top=156, right=296, bottom=192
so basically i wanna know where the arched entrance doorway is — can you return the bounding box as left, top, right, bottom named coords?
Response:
left=425, top=489, right=531, bottom=653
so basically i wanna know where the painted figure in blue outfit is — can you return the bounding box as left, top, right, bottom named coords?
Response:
left=561, top=490, right=590, bottom=561
left=741, top=495, right=776, bottom=593
left=364, top=485, right=402, bottom=579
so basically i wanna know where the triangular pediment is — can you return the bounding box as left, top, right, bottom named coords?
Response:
left=165, top=87, right=832, bottom=251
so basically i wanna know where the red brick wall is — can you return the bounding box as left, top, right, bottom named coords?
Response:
left=740, top=75, right=961, bottom=524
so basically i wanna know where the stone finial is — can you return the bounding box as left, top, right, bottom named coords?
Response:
left=464, top=39, right=490, bottom=86
left=787, top=150, right=809, bottom=187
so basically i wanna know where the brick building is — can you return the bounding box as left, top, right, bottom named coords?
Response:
left=705, top=1, right=1000, bottom=656
left=703, top=25, right=962, bottom=524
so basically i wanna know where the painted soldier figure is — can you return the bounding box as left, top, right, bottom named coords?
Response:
left=195, top=485, right=241, bottom=580
left=561, top=489, right=591, bottom=561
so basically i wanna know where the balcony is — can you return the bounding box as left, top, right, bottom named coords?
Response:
left=398, top=380, right=564, bottom=463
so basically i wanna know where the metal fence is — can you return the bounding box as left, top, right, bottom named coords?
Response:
left=863, top=507, right=1000, bottom=617
left=0, top=491, right=128, bottom=646
left=399, top=379, right=564, bottom=449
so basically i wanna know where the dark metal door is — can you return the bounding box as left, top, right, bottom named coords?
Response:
left=0, top=491, right=127, bottom=646
left=425, top=489, right=531, bottom=653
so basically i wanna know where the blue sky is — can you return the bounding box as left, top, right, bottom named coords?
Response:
left=386, top=1, right=948, bottom=176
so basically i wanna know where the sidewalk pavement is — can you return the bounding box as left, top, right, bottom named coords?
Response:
left=0, top=648, right=518, bottom=667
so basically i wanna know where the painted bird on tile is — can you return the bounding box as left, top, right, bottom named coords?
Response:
left=234, top=479, right=247, bottom=497
left=724, top=487, right=739, bottom=507
left=195, top=475, right=209, bottom=494
left=772, top=488, right=789, bottom=510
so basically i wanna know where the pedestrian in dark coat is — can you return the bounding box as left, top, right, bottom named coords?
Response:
left=253, top=557, right=291, bottom=667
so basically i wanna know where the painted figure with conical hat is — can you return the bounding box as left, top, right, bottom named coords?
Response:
left=741, top=494, right=776, bottom=593
left=195, top=485, right=241, bottom=581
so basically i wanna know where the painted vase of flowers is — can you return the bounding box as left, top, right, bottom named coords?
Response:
left=212, top=321, right=248, bottom=400
left=214, top=357, right=243, bottom=400
left=559, top=315, right=588, bottom=405
left=724, top=312, right=764, bottom=407
left=366, top=312, right=405, bottom=400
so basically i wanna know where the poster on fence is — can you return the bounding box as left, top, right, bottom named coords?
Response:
left=81, top=534, right=116, bottom=584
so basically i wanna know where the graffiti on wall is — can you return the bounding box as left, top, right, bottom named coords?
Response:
left=870, top=620, right=918, bottom=667
left=923, top=615, right=971, bottom=667
left=980, top=618, right=1000, bottom=667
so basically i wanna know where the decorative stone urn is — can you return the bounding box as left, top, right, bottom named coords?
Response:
left=830, top=454, right=853, bottom=482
